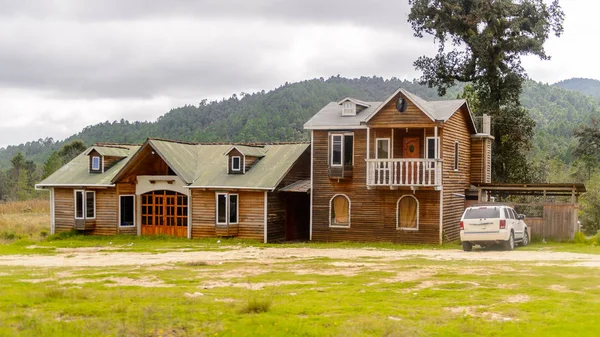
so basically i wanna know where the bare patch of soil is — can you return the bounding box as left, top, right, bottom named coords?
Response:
left=505, top=294, right=530, bottom=303
left=199, top=280, right=316, bottom=290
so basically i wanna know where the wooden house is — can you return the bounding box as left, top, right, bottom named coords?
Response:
left=36, top=140, right=311, bottom=242
left=304, top=89, right=494, bottom=244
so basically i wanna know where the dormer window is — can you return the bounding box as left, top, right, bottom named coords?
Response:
left=232, top=156, right=241, bottom=171
left=92, top=156, right=101, bottom=171
left=342, top=101, right=356, bottom=116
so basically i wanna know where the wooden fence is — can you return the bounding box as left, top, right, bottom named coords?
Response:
left=525, top=204, right=577, bottom=241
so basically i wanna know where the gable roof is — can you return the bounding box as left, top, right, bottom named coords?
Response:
left=337, top=97, right=371, bottom=107
left=224, top=145, right=266, bottom=158
left=36, top=145, right=140, bottom=187
left=84, top=146, right=130, bottom=157
left=304, top=88, right=477, bottom=132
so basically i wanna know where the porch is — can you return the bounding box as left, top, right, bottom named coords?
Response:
left=365, top=126, right=441, bottom=188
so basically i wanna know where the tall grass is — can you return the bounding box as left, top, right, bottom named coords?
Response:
left=0, top=199, right=50, bottom=241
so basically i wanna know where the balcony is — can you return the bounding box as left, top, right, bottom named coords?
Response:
left=366, top=158, right=441, bottom=188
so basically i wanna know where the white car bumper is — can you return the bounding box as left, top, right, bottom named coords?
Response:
left=460, top=229, right=510, bottom=243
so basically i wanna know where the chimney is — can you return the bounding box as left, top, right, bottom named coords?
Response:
left=482, top=114, right=491, bottom=135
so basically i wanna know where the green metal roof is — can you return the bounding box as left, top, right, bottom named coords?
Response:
left=225, top=145, right=266, bottom=158
left=36, top=145, right=140, bottom=187
left=147, top=139, right=200, bottom=184
left=189, top=143, right=309, bottom=190
left=85, top=146, right=130, bottom=157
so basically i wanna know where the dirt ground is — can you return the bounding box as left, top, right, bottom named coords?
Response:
left=2, top=246, right=600, bottom=267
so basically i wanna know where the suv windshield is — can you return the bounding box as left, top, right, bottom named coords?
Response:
left=464, top=208, right=501, bottom=219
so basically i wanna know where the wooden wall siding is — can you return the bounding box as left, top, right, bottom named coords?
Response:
left=103, top=156, right=123, bottom=172
left=191, top=190, right=265, bottom=241
left=441, top=107, right=472, bottom=242
left=117, top=145, right=173, bottom=184
left=485, top=139, right=492, bottom=183
left=90, top=188, right=118, bottom=236
left=88, top=149, right=102, bottom=173
left=267, top=192, right=286, bottom=242
left=116, top=183, right=136, bottom=235
left=369, top=128, right=434, bottom=159
left=312, top=130, right=441, bottom=244
left=228, top=149, right=243, bottom=174
left=367, top=93, right=437, bottom=127
left=470, top=138, right=492, bottom=185
left=245, top=156, right=260, bottom=172
left=281, top=149, right=311, bottom=186
left=54, top=188, right=75, bottom=233
left=53, top=187, right=119, bottom=235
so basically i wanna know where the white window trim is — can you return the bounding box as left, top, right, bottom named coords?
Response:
left=330, top=133, right=355, bottom=167
left=342, top=101, right=356, bottom=116
left=118, top=195, right=135, bottom=227
left=396, top=195, right=419, bottom=231
left=216, top=192, right=228, bottom=225
left=454, top=141, right=459, bottom=171
left=330, top=134, right=343, bottom=167
left=425, top=137, right=440, bottom=171
left=85, top=190, right=96, bottom=219
left=375, top=138, right=390, bottom=159
left=229, top=193, right=239, bottom=225
left=328, top=194, right=351, bottom=228
left=74, top=190, right=85, bottom=220
left=92, top=156, right=101, bottom=171
left=231, top=156, right=241, bottom=172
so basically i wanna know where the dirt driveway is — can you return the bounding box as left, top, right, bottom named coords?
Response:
left=2, top=246, right=600, bottom=267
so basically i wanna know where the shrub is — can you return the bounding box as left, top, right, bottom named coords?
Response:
left=574, top=231, right=589, bottom=244
left=239, top=296, right=272, bottom=314
left=39, top=230, right=49, bottom=238
left=47, top=230, right=81, bottom=241
left=185, top=261, right=208, bottom=267
left=1, top=231, right=20, bottom=240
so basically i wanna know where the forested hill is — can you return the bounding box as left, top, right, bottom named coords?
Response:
left=0, top=76, right=598, bottom=169
left=554, top=78, right=600, bottom=99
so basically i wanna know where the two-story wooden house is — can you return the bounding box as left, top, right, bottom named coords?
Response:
left=304, top=88, right=493, bottom=244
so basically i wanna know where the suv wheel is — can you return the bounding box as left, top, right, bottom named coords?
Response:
left=462, top=241, right=473, bottom=252
left=522, top=230, right=529, bottom=246
left=504, top=232, right=515, bottom=251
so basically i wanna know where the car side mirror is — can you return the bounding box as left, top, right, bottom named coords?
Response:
left=518, top=214, right=526, bottom=220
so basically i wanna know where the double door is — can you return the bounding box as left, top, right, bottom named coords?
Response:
left=141, top=190, right=188, bottom=237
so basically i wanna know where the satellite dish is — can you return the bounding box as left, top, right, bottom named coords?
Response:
left=396, top=97, right=408, bottom=113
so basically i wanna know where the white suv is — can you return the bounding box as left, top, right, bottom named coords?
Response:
left=460, top=205, right=529, bottom=251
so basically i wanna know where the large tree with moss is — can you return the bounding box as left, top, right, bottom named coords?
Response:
left=408, top=0, right=564, bottom=182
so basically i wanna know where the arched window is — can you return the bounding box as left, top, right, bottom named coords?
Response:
left=397, top=195, right=419, bottom=230
left=329, top=194, right=350, bottom=227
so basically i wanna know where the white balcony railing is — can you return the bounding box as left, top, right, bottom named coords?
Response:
left=366, top=158, right=442, bottom=187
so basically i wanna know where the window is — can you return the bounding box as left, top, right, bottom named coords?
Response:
left=397, top=195, right=419, bottom=230
left=330, top=133, right=354, bottom=167
left=85, top=191, right=95, bottom=219
left=92, top=156, right=101, bottom=170
left=426, top=137, right=439, bottom=159
left=329, top=194, right=350, bottom=227
left=75, top=190, right=84, bottom=219
left=376, top=138, right=390, bottom=159
left=342, top=101, right=355, bottom=116
left=119, top=195, right=135, bottom=227
left=232, top=156, right=241, bottom=172
left=464, top=207, right=500, bottom=219
left=216, top=193, right=238, bottom=225
left=454, top=141, right=459, bottom=171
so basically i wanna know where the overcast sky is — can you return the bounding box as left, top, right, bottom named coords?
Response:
left=0, top=0, right=594, bottom=148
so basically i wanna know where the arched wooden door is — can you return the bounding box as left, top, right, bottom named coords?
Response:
left=141, top=190, right=188, bottom=237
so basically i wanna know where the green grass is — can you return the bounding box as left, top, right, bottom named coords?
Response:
left=1, top=256, right=600, bottom=336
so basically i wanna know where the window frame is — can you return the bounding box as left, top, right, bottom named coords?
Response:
left=85, top=190, right=96, bottom=219
left=329, top=194, right=351, bottom=228
left=425, top=137, right=439, bottom=160
left=91, top=156, right=101, bottom=171
left=231, top=156, right=242, bottom=172
left=215, top=192, right=239, bottom=225
left=74, top=190, right=85, bottom=220
left=454, top=141, right=459, bottom=171
left=375, top=138, right=390, bottom=159
left=341, top=101, right=356, bottom=116
left=330, top=134, right=343, bottom=167
left=396, top=195, right=419, bottom=231
left=119, top=194, right=136, bottom=227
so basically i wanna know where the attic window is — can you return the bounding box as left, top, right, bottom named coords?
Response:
left=232, top=156, right=241, bottom=171
left=342, top=101, right=356, bottom=116
left=92, top=156, right=101, bottom=170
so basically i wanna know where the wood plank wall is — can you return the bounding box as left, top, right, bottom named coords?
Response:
left=116, top=183, right=136, bottom=235
left=53, top=187, right=120, bottom=235
left=191, top=190, right=265, bottom=241
left=87, top=149, right=102, bottom=173
left=312, top=129, right=440, bottom=244
left=54, top=188, right=75, bottom=233
left=104, top=156, right=123, bottom=172
left=441, top=107, right=472, bottom=242
left=470, top=138, right=492, bottom=185
left=368, top=93, right=436, bottom=127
